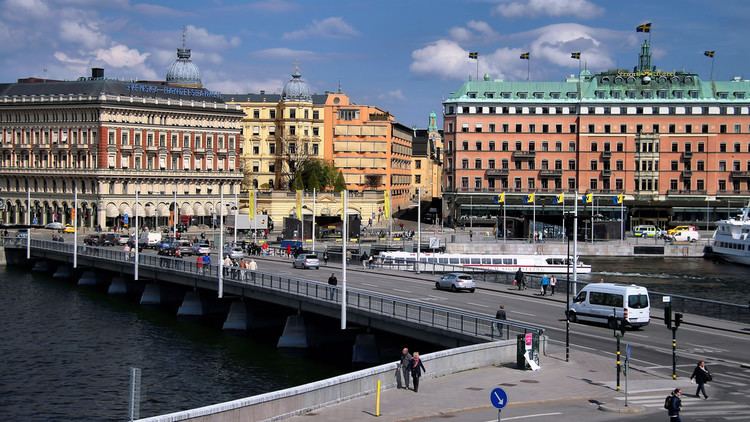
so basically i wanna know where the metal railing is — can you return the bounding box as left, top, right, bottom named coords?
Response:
left=4, top=238, right=545, bottom=340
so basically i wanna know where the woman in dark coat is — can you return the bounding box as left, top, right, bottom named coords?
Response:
left=690, top=360, right=711, bottom=399
left=409, top=351, right=427, bottom=392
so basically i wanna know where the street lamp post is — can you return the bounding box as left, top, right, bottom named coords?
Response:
left=341, top=190, right=348, bottom=330
left=135, top=187, right=139, bottom=281
left=73, top=185, right=78, bottom=268
left=233, top=190, right=238, bottom=244
left=26, top=188, right=30, bottom=259
left=416, top=187, right=421, bottom=274
left=565, top=212, right=575, bottom=362
left=218, top=184, right=224, bottom=299
left=312, top=188, right=316, bottom=253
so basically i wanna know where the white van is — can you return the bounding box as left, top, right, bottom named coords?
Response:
left=139, top=231, right=162, bottom=248
left=633, top=225, right=658, bottom=238
left=567, top=283, right=650, bottom=328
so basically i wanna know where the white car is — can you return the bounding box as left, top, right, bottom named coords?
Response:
left=45, top=222, right=63, bottom=230
left=670, top=230, right=701, bottom=243
left=436, top=273, right=476, bottom=292
left=293, top=253, right=319, bottom=269
left=226, top=246, right=246, bottom=260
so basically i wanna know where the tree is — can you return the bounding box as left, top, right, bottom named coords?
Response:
left=307, top=171, right=320, bottom=191
left=334, top=170, right=346, bottom=192
left=300, top=159, right=335, bottom=191
left=292, top=176, right=305, bottom=191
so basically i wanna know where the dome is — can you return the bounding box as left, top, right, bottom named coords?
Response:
left=281, top=68, right=312, bottom=102
left=166, top=47, right=202, bottom=88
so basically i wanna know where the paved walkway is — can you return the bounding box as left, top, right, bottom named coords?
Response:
left=286, top=345, right=690, bottom=422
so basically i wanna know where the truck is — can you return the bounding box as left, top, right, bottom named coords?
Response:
left=138, top=231, right=163, bottom=249
left=225, top=214, right=271, bottom=231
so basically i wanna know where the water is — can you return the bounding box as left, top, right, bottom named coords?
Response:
left=583, top=256, right=750, bottom=305
left=0, top=267, right=347, bottom=421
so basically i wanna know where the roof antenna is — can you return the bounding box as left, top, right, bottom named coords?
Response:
left=337, top=79, right=342, bottom=93
left=182, top=25, right=187, bottom=49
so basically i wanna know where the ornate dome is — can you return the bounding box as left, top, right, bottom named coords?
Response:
left=166, top=47, right=202, bottom=88
left=281, top=67, right=312, bottom=102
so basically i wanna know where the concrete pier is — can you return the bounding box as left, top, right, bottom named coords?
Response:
left=77, top=270, right=98, bottom=286
left=140, top=283, right=161, bottom=305
left=107, top=277, right=128, bottom=295
left=222, top=300, right=248, bottom=331
left=177, top=291, right=204, bottom=316
left=277, top=315, right=309, bottom=348
left=31, top=260, right=49, bottom=273
left=351, top=333, right=379, bottom=365
left=52, top=265, right=71, bottom=280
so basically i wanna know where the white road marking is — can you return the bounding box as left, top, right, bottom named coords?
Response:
left=467, top=302, right=489, bottom=308
left=362, top=282, right=377, bottom=287
left=625, top=332, right=649, bottom=338
left=510, top=310, right=536, bottom=317
left=484, top=412, right=562, bottom=421
left=392, top=288, right=411, bottom=293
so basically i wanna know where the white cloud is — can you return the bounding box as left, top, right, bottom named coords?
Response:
left=2, top=0, right=50, bottom=20
left=59, top=20, right=107, bottom=50
left=186, top=25, right=241, bottom=49
left=411, top=39, right=521, bottom=80
left=246, top=0, right=295, bottom=12
left=495, top=0, right=604, bottom=19
left=378, top=89, right=406, bottom=101
left=94, top=44, right=149, bottom=68
left=282, top=17, right=359, bottom=40
left=250, top=47, right=318, bottom=61
left=449, top=20, right=499, bottom=43
left=131, top=3, right=191, bottom=16
left=526, top=23, right=625, bottom=69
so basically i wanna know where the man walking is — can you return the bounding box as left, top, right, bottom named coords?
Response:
left=515, top=268, right=525, bottom=291
left=327, top=273, right=338, bottom=300
left=540, top=275, right=550, bottom=296
left=494, top=305, right=506, bottom=338
left=397, top=347, right=412, bottom=390
left=690, top=360, right=711, bottom=399
left=666, top=388, right=682, bottom=421
left=550, top=275, right=557, bottom=295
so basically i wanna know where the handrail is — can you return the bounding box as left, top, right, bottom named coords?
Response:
left=4, top=238, right=545, bottom=339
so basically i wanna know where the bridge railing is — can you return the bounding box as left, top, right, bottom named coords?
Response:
left=6, top=238, right=545, bottom=340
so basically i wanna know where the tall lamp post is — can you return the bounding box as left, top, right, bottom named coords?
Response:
left=416, top=187, right=421, bottom=274
left=565, top=211, right=576, bottom=362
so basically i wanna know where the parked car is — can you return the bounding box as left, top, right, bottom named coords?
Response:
left=633, top=225, right=658, bottom=238
left=118, top=235, right=131, bottom=245
left=225, top=246, right=246, bottom=260
left=45, top=222, right=63, bottom=230
left=175, top=239, right=193, bottom=255
left=83, top=234, right=102, bottom=246
left=102, top=233, right=120, bottom=246
left=292, top=253, right=319, bottom=269
left=192, top=242, right=211, bottom=255
left=436, top=273, right=476, bottom=292
left=669, top=230, right=701, bottom=243
left=63, top=225, right=75, bottom=233
left=157, top=241, right=177, bottom=255
left=667, top=225, right=697, bottom=236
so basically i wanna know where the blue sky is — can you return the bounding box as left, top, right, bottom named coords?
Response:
left=1, top=0, right=750, bottom=127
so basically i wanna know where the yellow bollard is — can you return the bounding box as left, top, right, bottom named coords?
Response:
left=375, top=379, right=381, bottom=417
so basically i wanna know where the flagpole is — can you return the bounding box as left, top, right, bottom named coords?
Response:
left=301, top=191, right=305, bottom=246
left=573, top=190, right=578, bottom=296
left=416, top=187, right=421, bottom=274
left=135, top=187, right=139, bottom=281
left=73, top=185, right=78, bottom=268
left=503, top=199, right=506, bottom=243
left=253, top=190, right=258, bottom=244
left=173, top=188, right=177, bottom=240
left=312, top=188, right=316, bottom=253
left=218, top=184, right=224, bottom=299
left=476, top=56, right=479, bottom=81
left=710, top=56, right=715, bottom=82
left=341, top=189, right=348, bottom=330
left=26, top=188, right=30, bottom=259
left=233, top=190, right=238, bottom=244
left=527, top=57, right=530, bottom=81
left=532, top=196, right=536, bottom=244
left=620, top=196, right=624, bottom=241
left=562, top=195, right=565, bottom=241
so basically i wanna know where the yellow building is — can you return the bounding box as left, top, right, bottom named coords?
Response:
left=224, top=68, right=325, bottom=191
left=412, top=111, right=444, bottom=201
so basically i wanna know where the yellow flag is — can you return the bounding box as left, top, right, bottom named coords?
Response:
left=296, top=190, right=302, bottom=220
left=498, top=192, right=505, bottom=204
left=248, top=190, right=255, bottom=223
left=383, top=190, right=391, bottom=219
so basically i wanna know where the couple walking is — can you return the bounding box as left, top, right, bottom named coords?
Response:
left=397, top=347, right=426, bottom=392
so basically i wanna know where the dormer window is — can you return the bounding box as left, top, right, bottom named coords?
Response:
left=484, top=92, right=495, bottom=98
left=501, top=92, right=511, bottom=98
left=467, top=92, right=477, bottom=98
left=733, top=92, right=745, bottom=99
left=550, top=92, right=560, bottom=99
left=717, top=92, right=728, bottom=99
left=517, top=92, right=528, bottom=99
left=533, top=92, right=544, bottom=99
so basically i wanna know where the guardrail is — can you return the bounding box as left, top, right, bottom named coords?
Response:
left=3, top=238, right=545, bottom=340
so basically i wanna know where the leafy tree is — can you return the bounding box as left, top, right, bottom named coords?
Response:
left=292, top=176, right=305, bottom=191
left=307, top=171, right=320, bottom=191
left=334, top=170, right=346, bottom=192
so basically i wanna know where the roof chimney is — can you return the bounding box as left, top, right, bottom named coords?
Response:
left=91, top=68, right=104, bottom=79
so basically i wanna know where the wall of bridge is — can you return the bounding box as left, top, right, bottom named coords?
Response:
left=136, top=340, right=518, bottom=422
left=445, top=239, right=704, bottom=257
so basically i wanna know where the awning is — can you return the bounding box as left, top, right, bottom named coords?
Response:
left=193, top=203, right=206, bottom=216
left=134, top=203, right=145, bottom=216
left=180, top=203, right=193, bottom=216
left=106, top=203, right=119, bottom=218
left=157, top=203, right=169, bottom=217
left=119, top=204, right=132, bottom=217
left=205, top=203, right=215, bottom=215
left=143, top=203, right=155, bottom=217
left=215, top=203, right=230, bottom=216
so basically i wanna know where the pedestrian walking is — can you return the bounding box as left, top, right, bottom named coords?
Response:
left=690, top=360, right=711, bottom=399
left=196, top=254, right=203, bottom=273
left=223, top=255, right=232, bottom=276
left=494, top=305, right=506, bottom=338
left=361, top=251, right=369, bottom=269
left=397, top=347, right=412, bottom=389
left=469, top=230, right=473, bottom=242
left=665, top=388, right=682, bottom=421
left=550, top=275, right=557, bottom=295
left=323, top=250, right=329, bottom=266
left=203, top=254, right=211, bottom=275
left=515, top=268, right=525, bottom=290
left=327, top=273, right=338, bottom=300
left=540, top=275, right=549, bottom=296
left=368, top=255, right=374, bottom=269
left=408, top=351, right=426, bottom=392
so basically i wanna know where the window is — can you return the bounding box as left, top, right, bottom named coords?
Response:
left=670, top=179, right=678, bottom=190
left=489, top=141, right=495, bottom=151
left=697, top=180, right=705, bottom=191
left=591, top=142, right=598, bottom=152
left=604, top=124, right=611, bottom=134
left=555, top=142, right=562, bottom=152
left=462, top=159, right=469, bottom=169
left=290, top=109, right=296, bottom=119
left=475, top=159, right=482, bottom=169
left=516, top=124, right=522, bottom=132
left=590, top=179, right=598, bottom=190
left=555, top=160, right=562, bottom=170
left=719, top=180, right=726, bottom=191
left=720, top=143, right=727, bottom=152
left=252, top=144, right=259, bottom=154
left=590, top=160, right=598, bottom=170
left=568, top=160, right=576, bottom=170
left=720, top=124, right=727, bottom=134
left=568, top=178, right=576, bottom=190
left=338, top=109, right=359, bottom=120
left=270, top=109, right=276, bottom=119
left=269, top=143, right=276, bottom=154
left=685, top=124, right=692, bottom=134
left=616, top=179, right=623, bottom=190
left=617, top=143, right=624, bottom=152
left=735, top=143, right=741, bottom=153
left=702, top=124, right=709, bottom=134
left=183, top=135, right=189, bottom=148
left=313, top=127, right=319, bottom=136
left=616, top=160, right=624, bottom=171
left=474, top=177, right=482, bottom=190
left=719, top=161, right=726, bottom=171
left=488, top=159, right=495, bottom=169
left=528, top=160, right=535, bottom=170
left=697, top=161, right=705, bottom=171
left=541, top=159, right=549, bottom=170
left=253, top=109, right=260, bottom=119
left=415, top=175, right=421, bottom=184
left=415, top=160, right=422, bottom=169
left=672, top=143, right=678, bottom=152
left=515, top=141, right=522, bottom=151
left=502, top=142, right=508, bottom=151
left=313, top=110, right=319, bottom=120
left=669, top=124, right=676, bottom=134
left=475, top=141, right=482, bottom=151
left=569, top=142, right=575, bottom=152
left=502, top=159, right=508, bottom=169
left=489, top=123, right=496, bottom=132
left=529, top=141, right=535, bottom=151
left=698, top=142, right=704, bottom=152
left=527, top=178, right=535, bottom=189
left=542, top=142, right=548, bottom=152
left=588, top=124, right=595, bottom=133
left=463, top=141, right=469, bottom=150
left=671, top=161, right=678, bottom=171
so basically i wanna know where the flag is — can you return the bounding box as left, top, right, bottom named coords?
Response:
left=248, top=190, right=256, bottom=223
left=169, top=210, right=174, bottom=227
left=704, top=50, right=715, bottom=58
left=296, top=190, right=302, bottom=220
left=571, top=52, right=581, bottom=60
left=582, top=193, right=593, bottom=204
left=520, top=52, right=530, bottom=60
left=524, top=193, right=535, bottom=204
left=613, top=193, right=624, bottom=205
left=468, top=52, right=478, bottom=59
left=71, top=208, right=76, bottom=222
left=383, top=190, right=391, bottom=219
left=497, top=192, right=505, bottom=204
left=636, top=23, right=651, bottom=33
left=554, top=193, right=564, bottom=204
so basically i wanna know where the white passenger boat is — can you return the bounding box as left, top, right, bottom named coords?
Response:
left=711, top=201, right=750, bottom=266
left=377, top=251, right=591, bottom=274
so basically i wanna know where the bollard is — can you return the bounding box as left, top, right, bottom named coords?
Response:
left=375, top=379, right=381, bottom=417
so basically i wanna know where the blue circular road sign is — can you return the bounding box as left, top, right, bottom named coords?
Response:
left=490, top=387, right=508, bottom=409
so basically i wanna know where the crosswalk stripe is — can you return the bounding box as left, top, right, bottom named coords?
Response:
left=724, top=415, right=750, bottom=420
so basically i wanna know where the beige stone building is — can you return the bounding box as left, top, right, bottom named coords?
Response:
left=412, top=111, right=444, bottom=200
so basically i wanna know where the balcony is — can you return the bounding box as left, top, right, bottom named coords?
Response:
left=485, top=168, right=509, bottom=177
left=511, top=150, right=536, bottom=159
left=681, top=170, right=692, bottom=178
left=667, top=189, right=707, bottom=196
left=601, top=150, right=611, bottom=159
left=682, top=151, right=693, bottom=160
left=730, top=171, right=750, bottom=179
left=539, top=169, right=563, bottom=178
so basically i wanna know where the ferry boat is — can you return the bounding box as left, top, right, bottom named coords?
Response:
left=711, top=201, right=750, bottom=266
left=377, top=251, right=591, bottom=274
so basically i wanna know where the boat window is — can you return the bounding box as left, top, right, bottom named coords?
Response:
left=395, top=258, right=405, bottom=264
left=482, top=258, right=492, bottom=264
left=439, top=258, right=449, bottom=264
left=420, top=257, right=427, bottom=263
left=471, top=258, right=481, bottom=264
left=427, top=258, right=436, bottom=263
left=503, top=258, right=513, bottom=264
left=450, top=258, right=460, bottom=264
left=546, top=258, right=554, bottom=264
left=492, top=258, right=503, bottom=264
left=514, top=259, right=518, bottom=264
left=460, top=258, right=470, bottom=264
left=628, top=294, right=649, bottom=309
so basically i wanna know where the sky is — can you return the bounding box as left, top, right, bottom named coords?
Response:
left=1, top=0, right=750, bottom=128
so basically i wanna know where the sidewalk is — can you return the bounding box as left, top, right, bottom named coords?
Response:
left=286, top=345, right=687, bottom=421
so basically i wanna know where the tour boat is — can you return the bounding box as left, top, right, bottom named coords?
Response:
left=377, top=251, right=591, bottom=274
left=710, top=201, right=750, bottom=266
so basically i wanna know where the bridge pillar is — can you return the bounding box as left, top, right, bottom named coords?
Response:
left=352, top=333, right=380, bottom=365
left=107, top=277, right=128, bottom=295
left=32, top=260, right=50, bottom=273
left=277, top=315, right=309, bottom=348
left=222, top=300, right=248, bottom=331
left=52, top=265, right=71, bottom=280
left=140, top=283, right=162, bottom=305
left=77, top=270, right=98, bottom=286
left=177, top=291, right=204, bottom=316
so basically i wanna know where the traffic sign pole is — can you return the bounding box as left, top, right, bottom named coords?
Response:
left=490, top=387, right=508, bottom=422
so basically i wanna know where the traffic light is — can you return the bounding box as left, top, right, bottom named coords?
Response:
left=618, top=318, right=627, bottom=336
left=664, top=305, right=672, bottom=328
left=674, top=312, right=683, bottom=328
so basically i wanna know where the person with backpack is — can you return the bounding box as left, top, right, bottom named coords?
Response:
left=690, top=360, right=711, bottom=399
left=665, top=388, right=682, bottom=421
left=327, top=273, right=338, bottom=300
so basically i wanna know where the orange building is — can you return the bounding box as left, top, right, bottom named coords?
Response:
left=324, top=92, right=412, bottom=209
left=443, top=41, right=750, bottom=228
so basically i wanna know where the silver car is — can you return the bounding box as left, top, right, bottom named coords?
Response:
left=293, top=253, right=320, bottom=270
left=436, top=273, right=476, bottom=292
